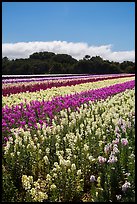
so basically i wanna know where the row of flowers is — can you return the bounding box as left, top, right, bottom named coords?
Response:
left=2, top=79, right=135, bottom=144
left=3, top=88, right=135, bottom=202
left=2, top=73, right=89, bottom=80
left=2, top=76, right=134, bottom=108
left=2, top=74, right=95, bottom=84
left=2, top=74, right=134, bottom=96
left=2, top=73, right=134, bottom=84
left=2, top=76, right=112, bottom=90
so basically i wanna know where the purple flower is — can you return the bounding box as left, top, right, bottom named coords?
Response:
left=4, top=137, right=8, bottom=142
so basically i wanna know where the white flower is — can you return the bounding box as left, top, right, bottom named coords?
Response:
left=54, top=162, right=59, bottom=167
left=50, top=184, right=57, bottom=190
left=43, top=155, right=49, bottom=164
left=10, top=152, right=14, bottom=157
left=53, top=173, right=58, bottom=178
left=46, top=174, right=52, bottom=181
left=77, top=169, right=82, bottom=176
left=28, top=176, right=33, bottom=184
left=88, top=155, right=95, bottom=162
left=67, top=169, right=71, bottom=173
left=122, top=181, right=131, bottom=192
left=17, top=151, right=20, bottom=156
left=65, top=160, right=71, bottom=167
left=66, top=148, right=72, bottom=155
left=33, top=181, right=40, bottom=189
left=33, top=145, right=37, bottom=150
left=35, top=191, right=48, bottom=202
left=34, top=137, right=38, bottom=142
left=116, top=195, right=122, bottom=200
left=30, top=187, right=36, bottom=196
left=55, top=143, right=60, bottom=149
left=90, top=175, right=96, bottom=182
left=84, top=144, right=89, bottom=151
left=46, top=147, right=50, bottom=154
left=22, top=175, right=32, bottom=190
left=59, top=157, right=65, bottom=166
left=71, top=163, right=76, bottom=171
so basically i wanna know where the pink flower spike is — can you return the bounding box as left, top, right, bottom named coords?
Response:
left=98, top=156, right=106, bottom=164
left=121, top=138, right=128, bottom=146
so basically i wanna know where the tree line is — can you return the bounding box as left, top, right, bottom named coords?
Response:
left=2, top=51, right=135, bottom=75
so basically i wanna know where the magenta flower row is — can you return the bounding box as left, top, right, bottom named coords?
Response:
left=2, top=80, right=135, bottom=143
left=2, top=74, right=134, bottom=96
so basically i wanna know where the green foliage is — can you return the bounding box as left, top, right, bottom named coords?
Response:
left=2, top=165, right=20, bottom=202
left=2, top=52, right=135, bottom=75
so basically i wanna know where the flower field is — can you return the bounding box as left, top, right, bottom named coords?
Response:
left=2, top=74, right=135, bottom=202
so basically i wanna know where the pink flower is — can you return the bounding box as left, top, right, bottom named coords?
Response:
left=104, top=143, right=112, bottom=154
left=112, top=145, right=119, bottom=154
left=127, top=121, right=131, bottom=128
left=112, top=138, right=119, bottom=145
left=121, top=138, right=128, bottom=146
left=98, top=156, right=106, bottom=164
left=115, top=126, right=120, bottom=133
left=121, top=125, right=126, bottom=133
left=107, top=155, right=118, bottom=164
left=118, top=117, right=123, bottom=125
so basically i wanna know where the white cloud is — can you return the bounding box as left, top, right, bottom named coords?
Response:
left=2, top=41, right=135, bottom=62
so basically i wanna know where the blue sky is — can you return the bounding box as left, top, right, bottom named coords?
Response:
left=2, top=2, right=135, bottom=62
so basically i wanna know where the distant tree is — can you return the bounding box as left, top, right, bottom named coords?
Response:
left=125, top=65, right=135, bottom=73
left=2, top=51, right=135, bottom=75
left=109, top=64, right=120, bottom=74
left=33, top=62, right=50, bottom=74
left=52, top=54, right=77, bottom=64
left=120, top=61, right=134, bottom=72
left=90, top=56, right=104, bottom=74
left=2, top=57, right=9, bottom=62
left=90, top=56, right=104, bottom=63
left=84, top=55, right=91, bottom=60
left=49, top=63, right=64, bottom=74
left=73, top=60, right=91, bottom=74
left=29, top=51, right=55, bottom=60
